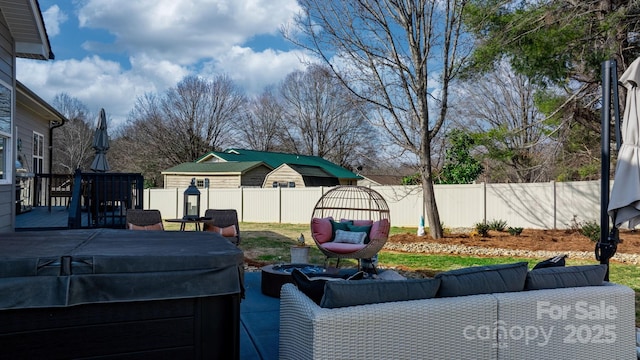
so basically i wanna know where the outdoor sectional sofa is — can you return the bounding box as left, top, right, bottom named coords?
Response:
left=279, top=262, right=636, bottom=360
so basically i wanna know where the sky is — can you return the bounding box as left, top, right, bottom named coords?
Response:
left=16, top=0, right=310, bottom=128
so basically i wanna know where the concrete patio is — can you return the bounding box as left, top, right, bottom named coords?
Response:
left=241, top=271, right=280, bottom=360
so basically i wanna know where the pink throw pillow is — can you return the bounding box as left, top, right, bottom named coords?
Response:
left=205, top=225, right=238, bottom=237
left=128, top=222, right=164, bottom=231
left=311, top=217, right=333, bottom=243
left=370, top=219, right=390, bottom=240
left=352, top=219, right=374, bottom=227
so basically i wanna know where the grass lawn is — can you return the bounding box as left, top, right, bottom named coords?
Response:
left=165, top=221, right=640, bottom=326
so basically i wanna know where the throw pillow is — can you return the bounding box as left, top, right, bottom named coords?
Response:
left=333, top=229, right=367, bottom=244
left=525, top=264, right=607, bottom=290
left=435, top=262, right=528, bottom=297
left=291, top=269, right=364, bottom=304
left=341, top=219, right=374, bottom=227
left=205, top=224, right=237, bottom=237
left=128, top=222, right=164, bottom=231
left=311, top=217, right=333, bottom=243
left=331, top=220, right=351, bottom=239
left=532, top=254, right=567, bottom=270
left=346, top=223, right=372, bottom=244
left=320, top=278, right=441, bottom=308
left=370, top=219, right=390, bottom=241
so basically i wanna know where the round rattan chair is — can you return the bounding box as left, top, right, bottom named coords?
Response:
left=310, top=186, right=390, bottom=272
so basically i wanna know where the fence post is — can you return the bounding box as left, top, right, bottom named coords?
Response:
left=551, top=181, right=557, bottom=229
left=482, top=182, right=487, bottom=224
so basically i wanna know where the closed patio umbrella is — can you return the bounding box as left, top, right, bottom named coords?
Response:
left=90, top=108, right=110, bottom=172
left=608, top=57, right=640, bottom=228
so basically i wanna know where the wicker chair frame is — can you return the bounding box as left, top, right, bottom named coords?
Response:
left=311, top=186, right=390, bottom=271
left=203, top=209, right=241, bottom=245
left=125, top=209, right=164, bottom=229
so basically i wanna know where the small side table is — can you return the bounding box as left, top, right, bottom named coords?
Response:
left=290, top=245, right=310, bottom=264
left=165, top=218, right=210, bottom=231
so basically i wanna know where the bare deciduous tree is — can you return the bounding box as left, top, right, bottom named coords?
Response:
left=51, top=93, right=94, bottom=174
left=285, top=0, right=470, bottom=238
left=452, top=63, right=556, bottom=183
left=239, top=86, right=285, bottom=151
left=160, top=75, right=246, bottom=162
left=118, top=75, right=247, bottom=185
left=278, top=64, right=376, bottom=168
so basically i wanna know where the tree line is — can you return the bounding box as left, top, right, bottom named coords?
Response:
left=49, top=1, right=640, bottom=238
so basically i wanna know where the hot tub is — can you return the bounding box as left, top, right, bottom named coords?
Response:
left=0, top=228, right=244, bottom=359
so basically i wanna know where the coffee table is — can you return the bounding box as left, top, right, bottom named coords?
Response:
left=261, top=264, right=326, bottom=298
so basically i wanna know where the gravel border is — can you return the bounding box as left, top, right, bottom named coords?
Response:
left=382, top=241, right=640, bottom=265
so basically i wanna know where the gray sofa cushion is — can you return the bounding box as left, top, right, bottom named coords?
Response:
left=525, top=264, right=607, bottom=290
left=435, top=262, right=528, bottom=297
left=291, top=269, right=364, bottom=304
left=320, top=278, right=440, bottom=309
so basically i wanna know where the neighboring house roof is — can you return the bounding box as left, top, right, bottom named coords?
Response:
left=288, top=164, right=335, bottom=178
left=16, top=80, right=66, bottom=125
left=359, top=174, right=405, bottom=186
left=161, top=161, right=270, bottom=175
left=199, top=149, right=361, bottom=180
left=0, top=0, right=54, bottom=60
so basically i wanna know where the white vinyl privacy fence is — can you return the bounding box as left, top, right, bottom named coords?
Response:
left=144, top=180, right=603, bottom=229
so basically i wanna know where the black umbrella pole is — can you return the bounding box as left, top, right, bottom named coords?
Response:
left=597, top=60, right=620, bottom=281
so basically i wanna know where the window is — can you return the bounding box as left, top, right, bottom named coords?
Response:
left=33, top=131, right=44, bottom=174
left=0, top=137, right=5, bottom=180
left=0, top=80, right=12, bottom=183
left=196, top=179, right=205, bottom=188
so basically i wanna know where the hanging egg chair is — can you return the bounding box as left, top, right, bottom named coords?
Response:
left=310, top=186, right=391, bottom=272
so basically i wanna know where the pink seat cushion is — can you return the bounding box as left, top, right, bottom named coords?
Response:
left=312, top=217, right=334, bottom=243
left=321, top=242, right=366, bottom=254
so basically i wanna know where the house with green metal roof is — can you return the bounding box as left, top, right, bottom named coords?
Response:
left=163, top=149, right=361, bottom=189
left=161, top=161, right=272, bottom=188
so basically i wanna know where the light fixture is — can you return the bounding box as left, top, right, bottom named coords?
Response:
left=183, top=178, right=201, bottom=220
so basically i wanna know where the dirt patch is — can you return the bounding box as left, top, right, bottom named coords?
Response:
left=388, top=228, right=640, bottom=254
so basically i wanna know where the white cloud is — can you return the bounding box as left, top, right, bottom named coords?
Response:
left=17, top=56, right=183, bottom=126
left=42, top=5, right=67, bottom=37
left=18, top=0, right=308, bottom=128
left=76, top=0, right=301, bottom=64
left=202, top=46, right=309, bottom=94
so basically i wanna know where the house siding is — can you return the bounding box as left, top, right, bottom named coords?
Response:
left=264, top=165, right=305, bottom=188
left=15, top=105, right=49, bottom=173
left=339, top=178, right=358, bottom=185
left=164, top=174, right=241, bottom=189
left=0, top=11, right=14, bottom=232
left=240, top=166, right=271, bottom=187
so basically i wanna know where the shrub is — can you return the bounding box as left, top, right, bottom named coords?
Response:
left=566, top=215, right=582, bottom=233
left=579, top=221, right=600, bottom=242
left=488, top=219, right=507, bottom=231
left=474, top=222, right=490, bottom=237
left=507, top=227, right=523, bottom=236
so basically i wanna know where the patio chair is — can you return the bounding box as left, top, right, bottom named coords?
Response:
left=310, top=186, right=390, bottom=273
left=203, top=209, right=240, bottom=245
left=125, top=209, right=164, bottom=230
